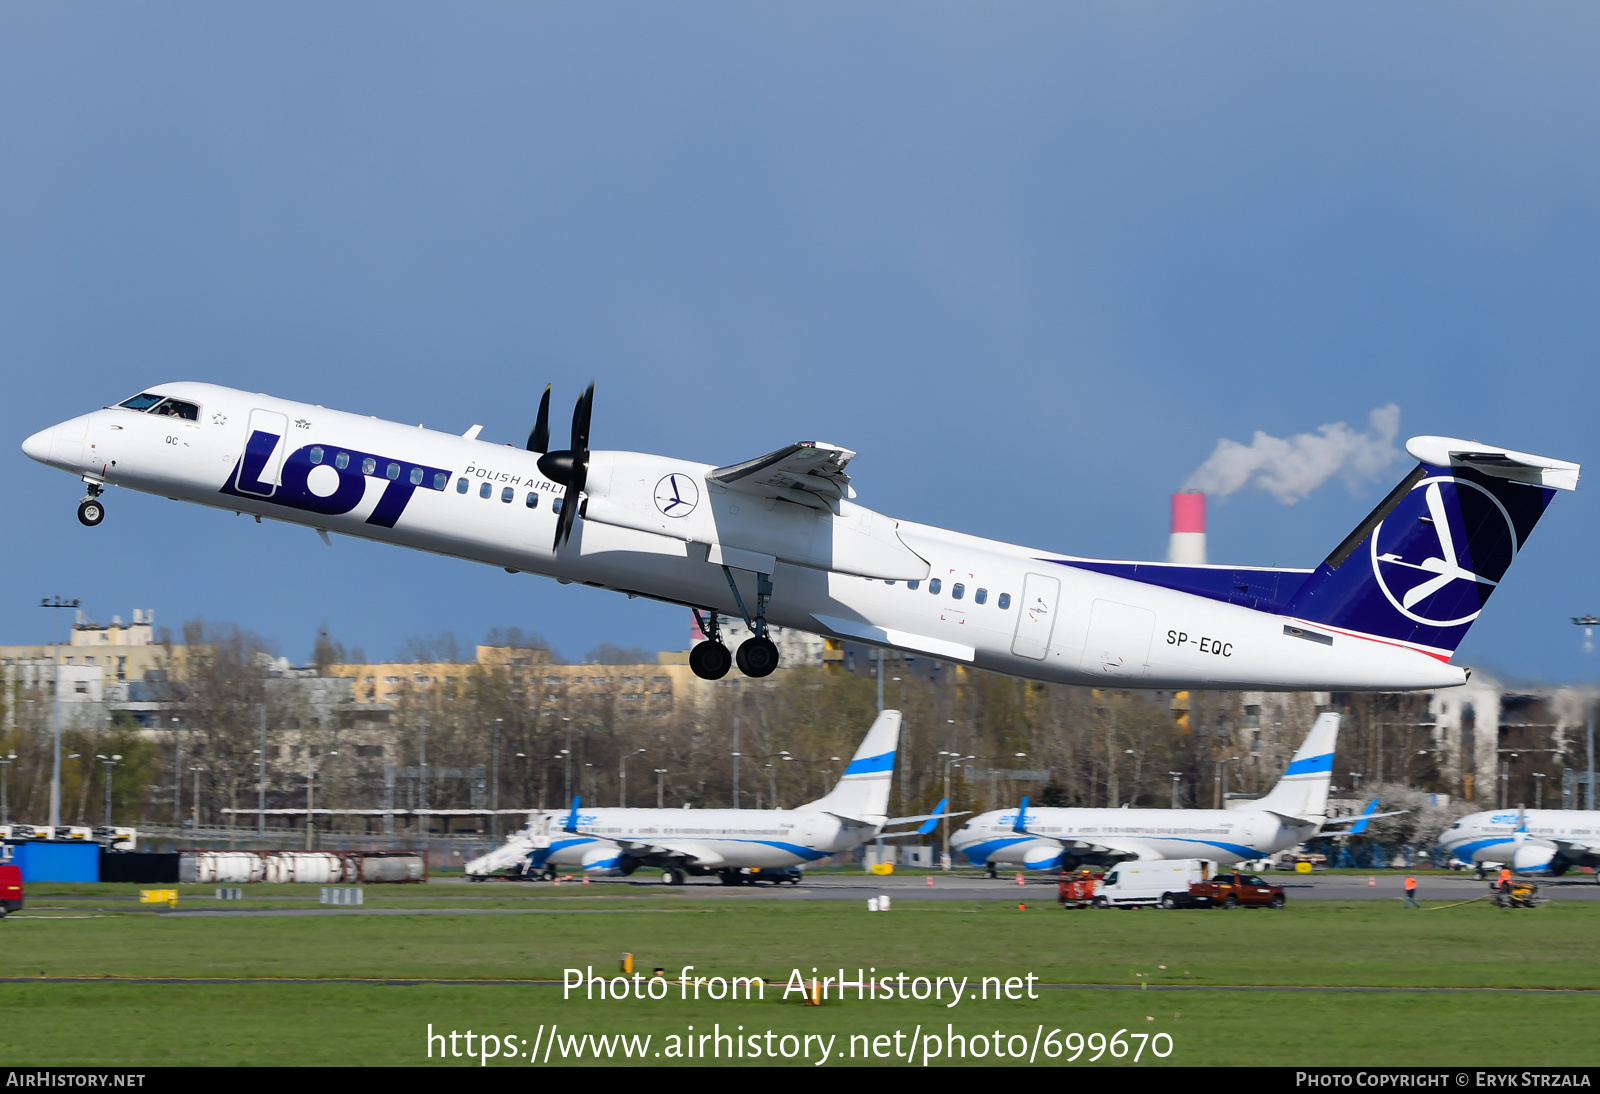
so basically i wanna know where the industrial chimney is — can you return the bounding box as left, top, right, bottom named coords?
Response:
left=1168, top=490, right=1206, bottom=564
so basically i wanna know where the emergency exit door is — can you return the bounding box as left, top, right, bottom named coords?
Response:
left=1010, top=573, right=1061, bottom=660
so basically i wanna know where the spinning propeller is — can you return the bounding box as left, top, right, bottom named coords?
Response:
left=536, top=383, right=595, bottom=550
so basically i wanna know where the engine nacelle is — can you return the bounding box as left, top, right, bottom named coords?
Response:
left=580, top=845, right=633, bottom=876
left=1511, top=843, right=1556, bottom=875
left=1022, top=844, right=1065, bottom=871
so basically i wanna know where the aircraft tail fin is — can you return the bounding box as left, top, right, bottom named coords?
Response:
left=1281, top=438, right=1577, bottom=657
left=1251, top=712, right=1341, bottom=824
left=798, top=710, right=901, bottom=822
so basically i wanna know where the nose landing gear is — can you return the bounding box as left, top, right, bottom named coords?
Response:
left=77, top=484, right=105, bottom=527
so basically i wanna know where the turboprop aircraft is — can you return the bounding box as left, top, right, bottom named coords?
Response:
left=1439, top=808, right=1600, bottom=878
left=951, top=712, right=1403, bottom=871
left=21, top=382, right=1579, bottom=689
left=462, top=709, right=946, bottom=884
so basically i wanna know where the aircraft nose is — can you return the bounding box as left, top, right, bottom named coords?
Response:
left=21, top=425, right=57, bottom=464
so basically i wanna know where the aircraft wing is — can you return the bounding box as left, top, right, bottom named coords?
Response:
left=709, top=442, right=857, bottom=505
left=1551, top=838, right=1600, bottom=865
left=610, top=838, right=727, bottom=867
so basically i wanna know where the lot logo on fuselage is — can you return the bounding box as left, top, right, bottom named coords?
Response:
left=220, top=430, right=451, bottom=528
left=1370, top=476, right=1518, bottom=628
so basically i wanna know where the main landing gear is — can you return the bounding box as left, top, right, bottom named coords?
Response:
left=77, top=482, right=106, bottom=527
left=690, top=570, right=782, bottom=681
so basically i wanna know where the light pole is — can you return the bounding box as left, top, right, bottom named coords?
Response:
left=96, top=754, right=122, bottom=826
left=39, top=595, right=80, bottom=831
left=190, top=765, right=204, bottom=829
left=1168, top=770, right=1183, bottom=809
left=305, top=750, right=338, bottom=849
left=170, top=716, right=183, bottom=826
left=619, top=749, right=645, bottom=807
left=1574, top=616, right=1597, bottom=810
left=764, top=751, right=790, bottom=810
left=1348, top=771, right=1364, bottom=795
left=0, top=753, right=15, bottom=824
left=257, top=706, right=267, bottom=837
left=562, top=717, right=572, bottom=802
left=939, top=751, right=975, bottom=870
left=1213, top=756, right=1237, bottom=809
left=654, top=768, right=667, bottom=808
left=491, top=718, right=502, bottom=840
left=1532, top=772, right=1546, bottom=810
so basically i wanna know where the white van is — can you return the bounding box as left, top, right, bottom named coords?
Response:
left=1093, top=859, right=1213, bottom=908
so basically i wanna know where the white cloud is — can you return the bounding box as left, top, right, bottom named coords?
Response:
left=1184, top=404, right=1402, bottom=504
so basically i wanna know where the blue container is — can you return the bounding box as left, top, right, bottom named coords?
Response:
left=12, top=841, right=100, bottom=882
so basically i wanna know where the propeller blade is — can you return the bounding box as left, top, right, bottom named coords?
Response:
left=526, top=385, right=551, bottom=453
left=546, top=383, right=594, bottom=551
left=572, top=383, right=594, bottom=461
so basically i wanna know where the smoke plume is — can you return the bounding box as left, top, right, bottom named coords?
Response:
left=1184, top=404, right=1402, bottom=504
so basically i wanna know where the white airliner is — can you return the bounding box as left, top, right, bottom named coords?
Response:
left=463, top=710, right=940, bottom=884
left=21, top=382, right=1579, bottom=688
left=1439, top=809, right=1600, bottom=878
left=951, top=712, right=1395, bottom=870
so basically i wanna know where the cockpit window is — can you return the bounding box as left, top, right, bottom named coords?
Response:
left=118, top=393, right=166, bottom=411
left=151, top=398, right=200, bottom=421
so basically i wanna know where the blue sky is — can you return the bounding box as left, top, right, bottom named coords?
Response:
left=2, top=4, right=1596, bottom=678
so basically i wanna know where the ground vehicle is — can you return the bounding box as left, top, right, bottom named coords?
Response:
left=1091, top=860, right=1213, bottom=908
left=1491, top=879, right=1545, bottom=908
left=0, top=865, right=23, bottom=915
left=1058, top=869, right=1101, bottom=908
left=1187, top=872, right=1286, bottom=909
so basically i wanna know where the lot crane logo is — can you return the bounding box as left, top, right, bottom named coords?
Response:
left=654, top=473, right=699, bottom=517
left=1370, top=476, right=1518, bottom=628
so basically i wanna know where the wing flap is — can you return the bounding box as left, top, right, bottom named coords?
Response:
left=710, top=441, right=857, bottom=501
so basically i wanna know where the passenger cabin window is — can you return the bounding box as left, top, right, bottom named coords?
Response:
left=118, top=392, right=165, bottom=411
left=997, top=593, right=1011, bottom=609
left=928, top=578, right=942, bottom=595
left=385, top=462, right=401, bottom=480
left=409, top=467, right=424, bottom=486
left=456, top=477, right=469, bottom=494
left=362, top=458, right=376, bottom=475
left=501, top=486, right=514, bottom=503
left=974, top=588, right=988, bottom=605
left=432, top=471, right=447, bottom=490
left=335, top=452, right=349, bottom=470
left=552, top=497, right=564, bottom=514
left=151, top=398, right=199, bottom=421
left=525, top=492, right=539, bottom=509
left=907, top=580, right=920, bottom=590
left=951, top=583, right=965, bottom=600
left=309, top=447, right=324, bottom=464
left=479, top=482, right=492, bottom=499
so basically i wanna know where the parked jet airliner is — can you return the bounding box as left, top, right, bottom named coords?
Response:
left=952, top=713, right=1396, bottom=870
left=463, top=710, right=938, bottom=884
left=1439, top=809, right=1600, bottom=878
left=21, top=383, right=1579, bottom=689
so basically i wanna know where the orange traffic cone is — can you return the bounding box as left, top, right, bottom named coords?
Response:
left=1368, top=876, right=1376, bottom=888
left=1016, top=872, right=1025, bottom=887
left=925, top=876, right=933, bottom=887
left=583, top=876, right=591, bottom=885
left=554, top=877, right=562, bottom=887
left=1018, top=903, right=1026, bottom=911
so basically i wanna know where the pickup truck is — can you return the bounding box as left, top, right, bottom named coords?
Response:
left=1181, top=872, right=1285, bottom=909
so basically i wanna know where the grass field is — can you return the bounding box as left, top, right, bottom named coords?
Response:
left=3, top=885, right=1595, bottom=1066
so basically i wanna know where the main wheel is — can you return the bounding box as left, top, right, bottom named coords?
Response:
left=1160, top=893, right=1177, bottom=910
left=661, top=869, right=684, bottom=886
left=689, top=640, right=732, bottom=680
left=735, top=636, right=779, bottom=678
left=1222, top=894, right=1239, bottom=909
left=1269, top=894, right=1285, bottom=909
left=77, top=499, right=105, bottom=527
left=1091, top=896, right=1108, bottom=909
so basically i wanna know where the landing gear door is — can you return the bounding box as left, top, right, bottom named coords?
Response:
left=235, top=410, right=290, bottom=497
left=1011, top=573, right=1062, bottom=660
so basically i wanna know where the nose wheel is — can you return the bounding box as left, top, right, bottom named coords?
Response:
left=77, top=491, right=105, bottom=527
